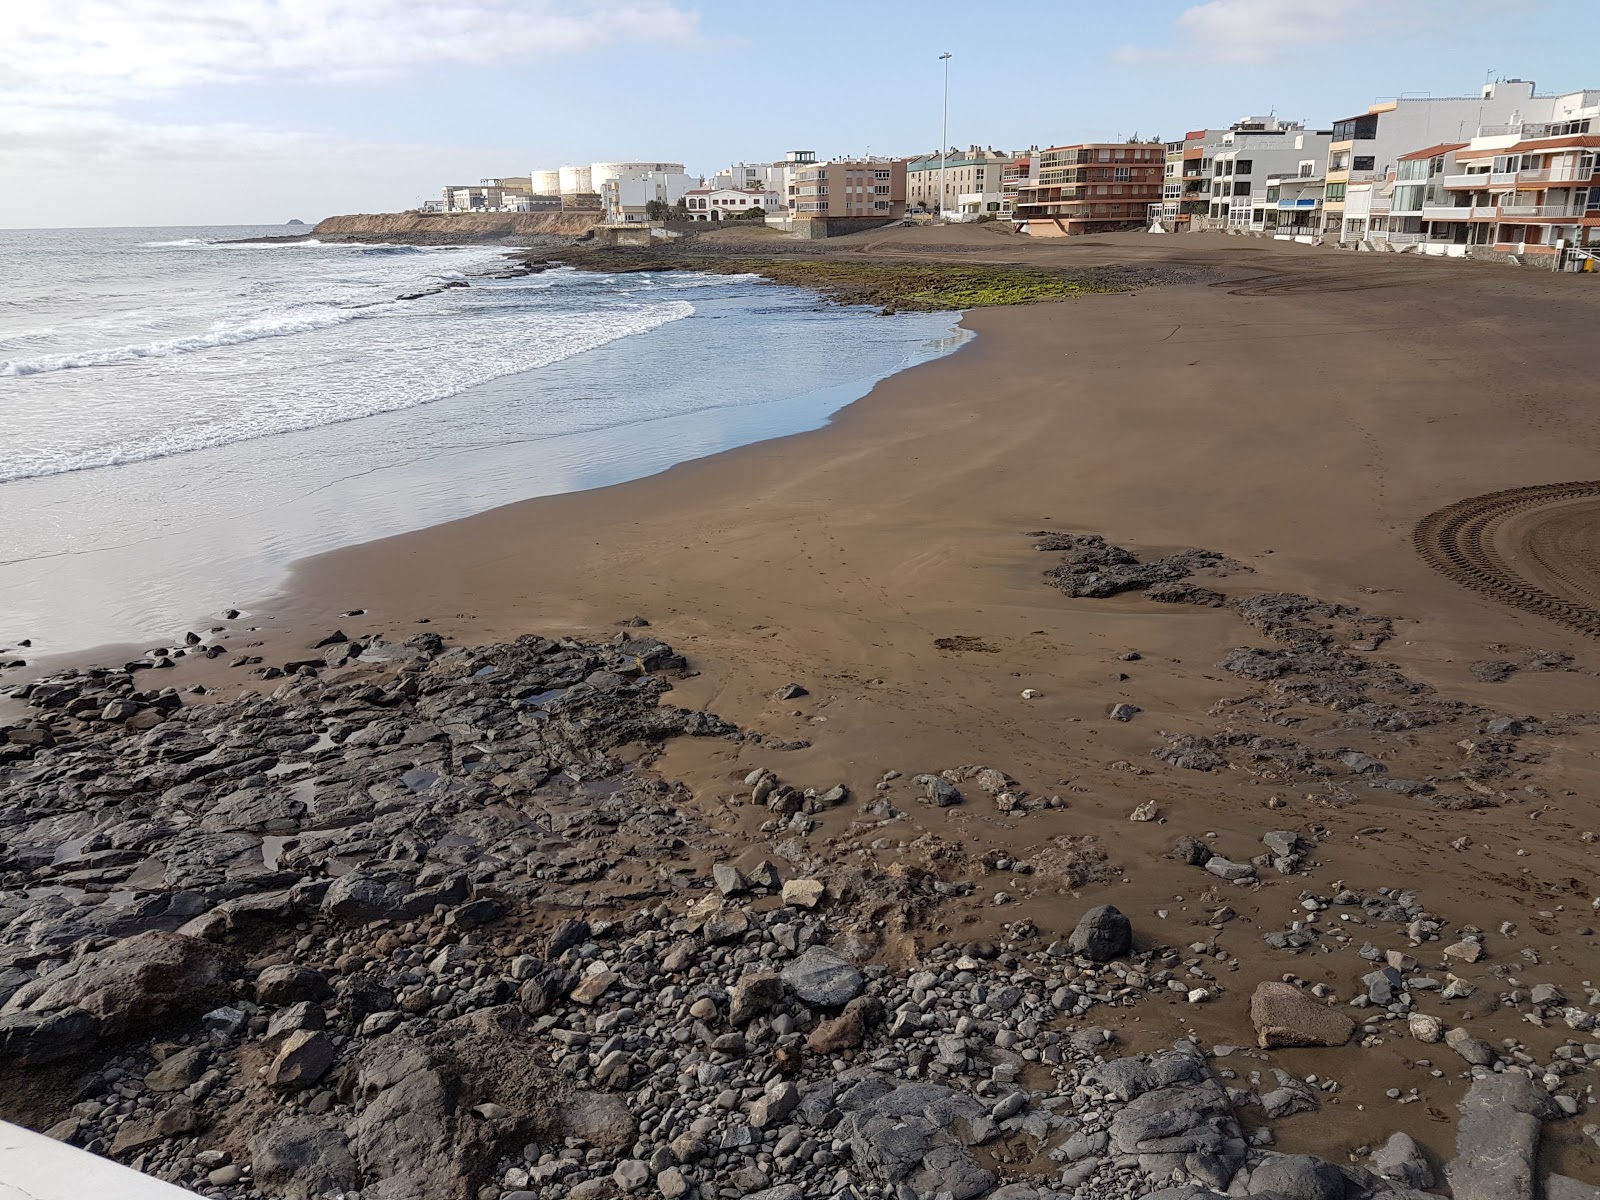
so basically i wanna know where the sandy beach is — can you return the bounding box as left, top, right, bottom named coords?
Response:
left=8, top=226, right=1600, bottom=1188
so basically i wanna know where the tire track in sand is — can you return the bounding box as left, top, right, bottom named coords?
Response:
left=1414, top=481, right=1600, bottom=638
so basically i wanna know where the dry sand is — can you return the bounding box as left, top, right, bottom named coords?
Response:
left=28, top=227, right=1600, bottom=1173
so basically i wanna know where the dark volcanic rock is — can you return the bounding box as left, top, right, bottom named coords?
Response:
left=1068, top=904, right=1133, bottom=961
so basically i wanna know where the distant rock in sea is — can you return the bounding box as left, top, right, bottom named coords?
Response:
left=286, top=218, right=306, bottom=225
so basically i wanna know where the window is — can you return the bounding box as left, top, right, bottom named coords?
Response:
left=1331, top=114, right=1379, bottom=142
left=874, top=185, right=889, bottom=195
left=1233, top=181, right=1251, bottom=196
left=1235, top=159, right=1253, bottom=175
left=1114, top=167, right=1130, bottom=181
left=874, top=170, right=891, bottom=180
left=1353, top=156, right=1376, bottom=172
left=1325, top=182, right=1347, bottom=201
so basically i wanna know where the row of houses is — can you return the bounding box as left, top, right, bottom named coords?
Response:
left=1133, top=78, right=1600, bottom=266
left=426, top=76, right=1597, bottom=258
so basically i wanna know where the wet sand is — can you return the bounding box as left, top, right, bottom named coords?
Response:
left=16, top=227, right=1600, bottom=1172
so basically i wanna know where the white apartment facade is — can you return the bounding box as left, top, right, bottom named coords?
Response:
left=683, top=187, right=784, bottom=220
left=602, top=170, right=700, bottom=223
left=906, top=147, right=1022, bottom=214
left=1322, top=79, right=1578, bottom=241
left=1204, top=123, right=1333, bottom=232
left=1373, top=90, right=1600, bottom=261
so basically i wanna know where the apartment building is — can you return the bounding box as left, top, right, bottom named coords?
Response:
left=1206, top=122, right=1332, bottom=232
left=906, top=147, right=1020, bottom=214
left=1321, top=79, right=1571, bottom=241
left=1151, top=129, right=1228, bottom=228
left=1011, top=143, right=1164, bottom=236
left=790, top=158, right=907, bottom=233
left=602, top=169, right=701, bottom=223
left=1373, top=91, right=1600, bottom=260
left=442, top=181, right=535, bottom=212
left=683, top=187, right=784, bottom=220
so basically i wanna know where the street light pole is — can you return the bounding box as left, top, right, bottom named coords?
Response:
left=939, top=52, right=952, bottom=220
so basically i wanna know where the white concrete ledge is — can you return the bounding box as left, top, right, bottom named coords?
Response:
left=0, top=1120, right=201, bottom=1199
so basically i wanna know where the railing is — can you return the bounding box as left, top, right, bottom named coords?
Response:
left=1499, top=204, right=1586, bottom=218
left=1422, top=204, right=1475, bottom=221
left=1385, top=232, right=1424, bottom=244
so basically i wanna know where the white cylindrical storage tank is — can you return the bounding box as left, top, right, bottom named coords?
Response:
left=530, top=169, right=561, bottom=196
left=590, top=161, right=686, bottom=194
left=558, top=164, right=593, bottom=195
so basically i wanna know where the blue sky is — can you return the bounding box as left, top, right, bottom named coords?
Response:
left=3, top=0, right=1593, bottom=227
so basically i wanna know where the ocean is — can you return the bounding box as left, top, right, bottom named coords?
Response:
left=0, top=226, right=967, bottom=657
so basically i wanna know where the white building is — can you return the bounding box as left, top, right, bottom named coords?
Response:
left=1322, top=78, right=1578, bottom=240
left=1205, top=124, right=1333, bottom=232
left=683, top=187, right=784, bottom=221
left=603, top=171, right=701, bottom=223
left=712, top=152, right=817, bottom=213
left=906, top=147, right=1024, bottom=214
left=1371, top=88, right=1600, bottom=261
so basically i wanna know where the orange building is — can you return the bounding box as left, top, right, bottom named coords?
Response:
left=1011, top=143, right=1164, bottom=236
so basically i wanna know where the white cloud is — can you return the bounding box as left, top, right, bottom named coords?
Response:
left=8, top=0, right=700, bottom=99
left=1119, top=0, right=1387, bottom=65
left=0, top=0, right=701, bottom=226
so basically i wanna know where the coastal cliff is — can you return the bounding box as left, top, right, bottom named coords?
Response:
left=311, top=210, right=600, bottom=244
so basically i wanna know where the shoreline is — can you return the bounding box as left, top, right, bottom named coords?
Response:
left=7, top=228, right=1600, bottom=1183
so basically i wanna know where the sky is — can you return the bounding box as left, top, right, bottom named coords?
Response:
left=3, top=0, right=1595, bottom=228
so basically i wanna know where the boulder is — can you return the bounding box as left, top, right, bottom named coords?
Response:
left=1068, top=904, right=1133, bottom=961
left=1444, top=1072, right=1559, bottom=1200
left=781, top=946, right=864, bottom=1008
left=250, top=1119, right=360, bottom=1200
left=0, top=1007, right=97, bottom=1065
left=1244, top=1153, right=1346, bottom=1200
left=256, top=964, right=334, bottom=1005
left=1250, top=981, right=1355, bottom=1048
left=1547, top=1176, right=1600, bottom=1200
left=728, top=972, right=784, bottom=1025
left=0, top=931, right=226, bottom=1055
left=1371, top=1132, right=1435, bottom=1190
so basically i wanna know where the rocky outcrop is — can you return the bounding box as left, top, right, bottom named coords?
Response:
left=309, top=211, right=601, bottom=245
left=0, top=931, right=226, bottom=1062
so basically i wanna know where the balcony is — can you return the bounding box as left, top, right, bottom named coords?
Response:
left=1422, top=204, right=1475, bottom=221
left=1499, top=204, right=1587, bottom=218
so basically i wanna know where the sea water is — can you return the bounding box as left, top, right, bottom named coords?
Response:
left=0, top=226, right=967, bottom=655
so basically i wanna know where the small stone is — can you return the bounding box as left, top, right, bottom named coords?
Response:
left=1109, top=703, right=1140, bottom=722
left=613, top=1160, right=650, bottom=1193
left=780, top=946, right=863, bottom=1007
left=265, top=1030, right=334, bottom=1090
left=1407, top=1013, right=1444, bottom=1043
left=781, top=879, right=825, bottom=909
left=571, top=969, right=620, bottom=1005
left=712, top=863, right=746, bottom=896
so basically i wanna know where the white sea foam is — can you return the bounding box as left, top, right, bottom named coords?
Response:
left=0, top=304, right=396, bottom=377
left=1, top=299, right=694, bottom=483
